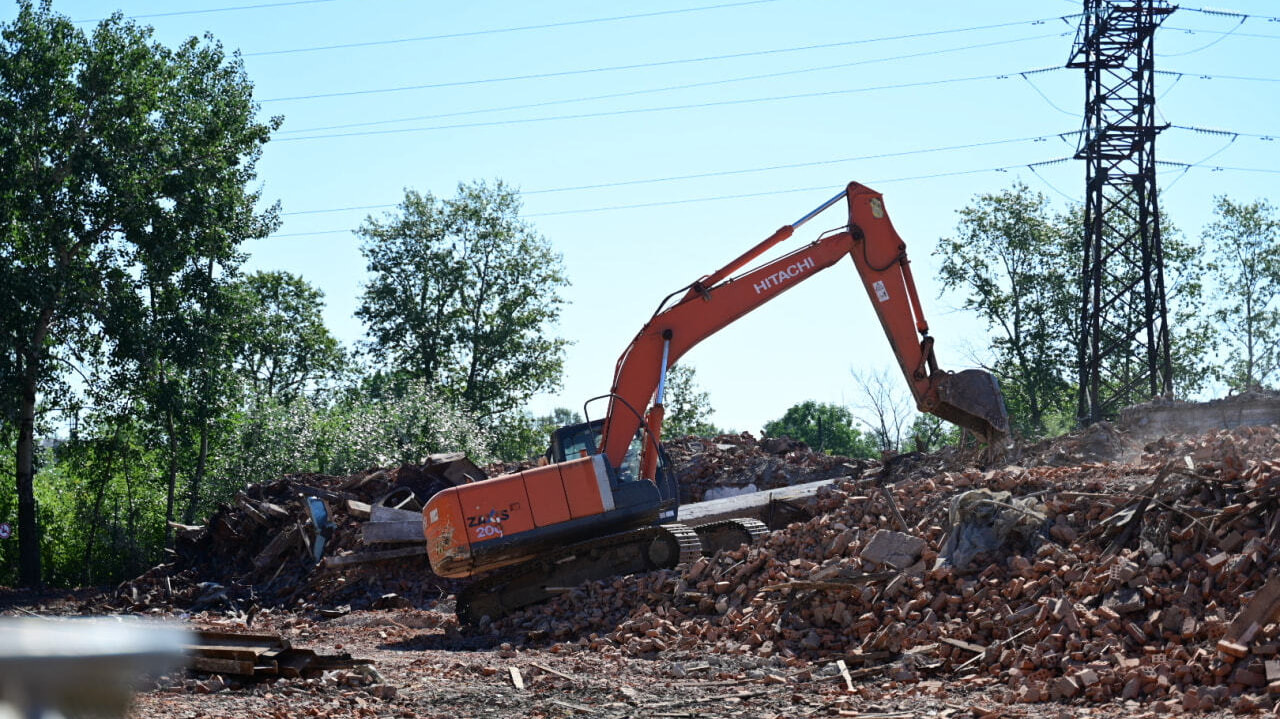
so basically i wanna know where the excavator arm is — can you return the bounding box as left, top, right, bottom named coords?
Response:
left=599, top=182, right=1009, bottom=477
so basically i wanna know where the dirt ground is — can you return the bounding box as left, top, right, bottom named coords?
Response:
left=0, top=600, right=1246, bottom=719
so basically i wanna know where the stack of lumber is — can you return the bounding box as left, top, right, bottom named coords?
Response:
left=187, top=629, right=369, bottom=678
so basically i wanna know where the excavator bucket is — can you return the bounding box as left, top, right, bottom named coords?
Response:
left=931, top=369, right=1010, bottom=444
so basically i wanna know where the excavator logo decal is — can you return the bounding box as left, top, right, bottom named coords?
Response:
left=753, top=256, right=815, bottom=295
left=466, top=509, right=511, bottom=528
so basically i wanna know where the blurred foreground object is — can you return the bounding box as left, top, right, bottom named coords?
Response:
left=0, top=618, right=189, bottom=718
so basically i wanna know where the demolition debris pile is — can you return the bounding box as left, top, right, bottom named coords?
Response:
left=495, top=423, right=1280, bottom=711
left=664, top=433, right=867, bottom=502
left=116, top=460, right=480, bottom=613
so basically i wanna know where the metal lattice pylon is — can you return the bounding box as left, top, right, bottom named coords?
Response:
left=1068, top=0, right=1175, bottom=425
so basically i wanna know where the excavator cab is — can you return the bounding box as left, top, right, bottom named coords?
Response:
left=548, top=419, right=679, bottom=518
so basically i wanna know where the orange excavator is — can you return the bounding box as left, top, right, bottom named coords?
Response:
left=424, top=182, right=1009, bottom=623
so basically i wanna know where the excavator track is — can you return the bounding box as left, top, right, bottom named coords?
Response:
left=692, top=518, right=770, bottom=555
left=455, top=523, right=702, bottom=625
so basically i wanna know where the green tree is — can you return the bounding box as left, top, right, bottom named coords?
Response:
left=1204, top=196, right=1280, bottom=390
left=214, top=379, right=491, bottom=485
left=229, top=271, right=346, bottom=402
left=663, top=365, right=718, bottom=438
left=539, top=407, right=583, bottom=433
left=356, top=181, right=569, bottom=423
left=907, top=413, right=959, bottom=452
left=763, top=401, right=877, bottom=458
left=935, top=183, right=1076, bottom=437
left=0, top=3, right=278, bottom=585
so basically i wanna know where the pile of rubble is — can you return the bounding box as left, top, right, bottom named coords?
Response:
left=490, top=424, right=1280, bottom=712
left=117, top=456, right=484, bottom=614
left=664, top=432, right=869, bottom=502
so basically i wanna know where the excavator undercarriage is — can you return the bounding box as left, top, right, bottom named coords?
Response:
left=455, top=518, right=767, bottom=624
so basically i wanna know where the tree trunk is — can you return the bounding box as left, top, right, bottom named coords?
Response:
left=183, top=421, right=210, bottom=525
left=163, top=409, right=179, bottom=548
left=16, top=373, right=41, bottom=588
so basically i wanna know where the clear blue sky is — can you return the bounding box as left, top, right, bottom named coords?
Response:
left=22, top=0, right=1280, bottom=434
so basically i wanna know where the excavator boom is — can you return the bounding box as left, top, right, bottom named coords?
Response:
left=600, top=182, right=1008, bottom=474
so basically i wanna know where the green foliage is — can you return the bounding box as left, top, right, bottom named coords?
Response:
left=907, top=413, right=960, bottom=453
left=1204, top=196, right=1280, bottom=391
left=663, top=365, right=718, bottom=438
left=763, top=401, right=878, bottom=458
left=0, top=2, right=278, bottom=585
left=935, top=183, right=1076, bottom=437
left=214, top=379, right=492, bottom=490
left=486, top=407, right=588, bottom=462
left=936, top=184, right=1216, bottom=436
left=228, top=271, right=347, bottom=402
left=486, top=412, right=546, bottom=463
left=356, top=181, right=570, bottom=422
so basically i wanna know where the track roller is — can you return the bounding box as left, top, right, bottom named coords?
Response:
left=692, top=517, right=769, bottom=555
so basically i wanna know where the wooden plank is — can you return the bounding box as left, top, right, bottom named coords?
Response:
left=188, top=646, right=261, bottom=661
left=235, top=494, right=269, bottom=527
left=510, top=666, right=525, bottom=690
left=1229, top=575, right=1280, bottom=641
left=360, top=520, right=425, bottom=545
left=836, top=659, right=855, bottom=693
left=678, top=477, right=839, bottom=527
left=531, top=662, right=575, bottom=681
left=252, top=525, right=300, bottom=570
left=194, top=630, right=290, bottom=650
left=321, top=545, right=427, bottom=567
left=428, top=452, right=486, bottom=484
left=940, top=637, right=987, bottom=654
left=189, top=656, right=256, bottom=675
left=346, top=500, right=372, bottom=521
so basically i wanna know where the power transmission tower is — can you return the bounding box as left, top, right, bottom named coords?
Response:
left=1068, top=0, right=1175, bottom=425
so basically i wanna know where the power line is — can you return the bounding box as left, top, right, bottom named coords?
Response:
left=1178, top=6, right=1280, bottom=22
left=280, top=131, right=1083, bottom=217
left=277, top=160, right=1077, bottom=230
left=1165, top=25, right=1280, bottom=40
left=266, top=228, right=355, bottom=239
left=265, top=159, right=1279, bottom=238
left=275, top=66, right=1068, bottom=143
left=1157, top=69, right=1280, bottom=82
left=1158, top=160, right=1280, bottom=174
left=75, top=0, right=338, bottom=23
left=262, top=15, right=1080, bottom=104
left=1170, top=124, right=1276, bottom=140
left=1162, top=133, right=1240, bottom=191
left=1018, top=70, right=1076, bottom=116
left=245, top=0, right=785, bottom=58
left=1160, top=15, right=1248, bottom=56
left=528, top=133, right=1078, bottom=194
left=273, top=32, right=1066, bottom=135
